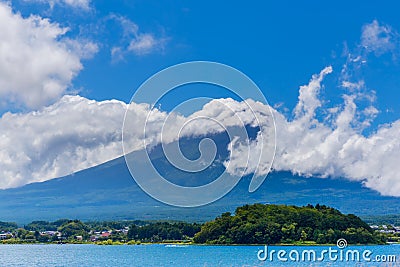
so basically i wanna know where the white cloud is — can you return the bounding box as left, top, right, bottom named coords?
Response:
left=361, top=20, right=397, bottom=55
left=0, top=95, right=126, bottom=188
left=110, top=15, right=167, bottom=60
left=0, top=2, right=97, bottom=109
left=0, top=94, right=275, bottom=189
left=63, top=38, right=99, bottom=59
left=271, top=68, right=400, bottom=197
left=25, top=0, right=91, bottom=10
left=200, top=67, right=399, bottom=197
left=294, top=67, right=332, bottom=121
left=63, top=0, right=90, bottom=9
left=341, top=20, right=399, bottom=89
left=0, top=95, right=259, bottom=188
left=128, top=34, right=158, bottom=55
left=342, top=80, right=365, bottom=91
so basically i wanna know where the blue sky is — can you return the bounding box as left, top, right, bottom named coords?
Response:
left=9, top=0, right=400, bottom=125
left=1, top=0, right=400, bottom=197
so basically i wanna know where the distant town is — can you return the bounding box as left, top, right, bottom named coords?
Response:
left=370, top=225, right=400, bottom=243
left=0, top=219, right=200, bottom=245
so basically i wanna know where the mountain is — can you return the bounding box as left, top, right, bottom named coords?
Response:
left=1, top=129, right=399, bottom=224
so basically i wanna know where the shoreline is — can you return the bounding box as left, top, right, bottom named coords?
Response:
left=1, top=241, right=398, bottom=246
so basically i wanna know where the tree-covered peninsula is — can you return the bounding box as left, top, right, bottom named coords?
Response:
left=193, top=204, right=387, bottom=245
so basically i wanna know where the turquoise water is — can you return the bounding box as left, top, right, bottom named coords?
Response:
left=0, top=244, right=398, bottom=266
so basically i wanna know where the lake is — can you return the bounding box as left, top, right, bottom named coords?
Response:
left=0, top=244, right=398, bottom=266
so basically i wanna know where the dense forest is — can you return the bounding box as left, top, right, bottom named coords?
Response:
left=193, top=204, right=387, bottom=245
left=127, top=222, right=201, bottom=242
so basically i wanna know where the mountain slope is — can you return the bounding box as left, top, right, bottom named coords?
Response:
left=0, top=130, right=399, bottom=224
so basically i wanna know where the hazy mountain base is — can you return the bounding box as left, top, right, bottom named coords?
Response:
left=0, top=155, right=399, bottom=224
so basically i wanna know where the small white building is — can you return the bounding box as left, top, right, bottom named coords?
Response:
left=0, top=233, right=10, bottom=240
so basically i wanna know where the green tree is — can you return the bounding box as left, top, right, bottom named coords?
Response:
left=58, top=220, right=89, bottom=239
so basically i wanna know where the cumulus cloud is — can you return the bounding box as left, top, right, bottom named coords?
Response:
left=271, top=68, right=400, bottom=197
left=0, top=2, right=97, bottom=109
left=0, top=95, right=267, bottom=188
left=110, top=15, right=167, bottom=61
left=198, top=68, right=400, bottom=197
left=0, top=95, right=126, bottom=188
